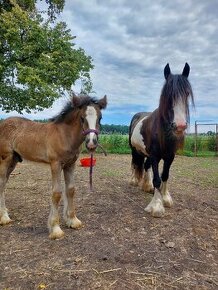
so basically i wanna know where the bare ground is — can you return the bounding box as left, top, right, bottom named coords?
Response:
left=0, top=154, right=217, bottom=290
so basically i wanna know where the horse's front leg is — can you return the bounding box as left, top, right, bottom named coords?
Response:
left=145, top=157, right=165, bottom=217
left=0, top=177, right=11, bottom=225
left=63, top=165, right=82, bottom=229
left=161, top=156, right=174, bottom=207
left=48, top=161, right=65, bottom=239
left=0, top=154, right=16, bottom=225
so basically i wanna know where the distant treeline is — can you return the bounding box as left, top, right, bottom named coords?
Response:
left=100, top=124, right=129, bottom=134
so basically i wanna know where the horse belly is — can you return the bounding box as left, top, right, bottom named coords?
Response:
left=131, top=117, right=148, bottom=156
left=14, top=137, right=49, bottom=163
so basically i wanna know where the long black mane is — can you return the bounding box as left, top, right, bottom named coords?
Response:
left=159, top=73, right=194, bottom=125
left=50, top=95, right=99, bottom=123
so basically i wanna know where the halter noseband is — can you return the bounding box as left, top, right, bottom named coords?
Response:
left=82, top=129, right=99, bottom=136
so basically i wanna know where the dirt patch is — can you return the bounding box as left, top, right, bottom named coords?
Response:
left=0, top=155, right=218, bottom=290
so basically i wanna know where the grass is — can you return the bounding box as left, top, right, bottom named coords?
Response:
left=92, top=134, right=217, bottom=157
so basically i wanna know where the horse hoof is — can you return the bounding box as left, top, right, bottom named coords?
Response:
left=129, top=180, right=138, bottom=187
left=142, top=184, right=154, bottom=193
left=163, top=196, right=173, bottom=208
left=151, top=208, right=165, bottom=218
left=0, top=215, right=12, bottom=225
left=145, top=200, right=165, bottom=217
left=49, top=226, right=65, bottom=240
left=66, top=217, right=82, bottom=229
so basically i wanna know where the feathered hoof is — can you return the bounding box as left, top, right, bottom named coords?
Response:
left=49, top=226, right=65, bottom=240
left=163, top=195, right=173, bottom=208
left=151, top=207, right=165, bottom=217
left=66, top=217, right=82, bottom=229
left=129, top=180, right=139, bottom=187
left=0, top=214, right=12, bottom=225
left=142, top=184, right=154, bottom=193
left=145, top=199, right=165, bottom=217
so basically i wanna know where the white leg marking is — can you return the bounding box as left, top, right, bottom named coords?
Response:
left=48, top=163, right=65, bottom=239
left=0, top=177, right=12, bottom=225
left=142, top=169, right=154, bottom=192
left=129, top=169, right=140, bottom=186
left=161, top=181, right=173, bottom=207
left=63, top=166, right=82, bottom=229
left=145, top=190, right=165, bottom=217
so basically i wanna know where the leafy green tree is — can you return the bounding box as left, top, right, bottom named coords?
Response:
left=0, top=1, right=93, bottom=113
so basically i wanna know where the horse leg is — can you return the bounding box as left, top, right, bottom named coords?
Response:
left=0, top=153, right=19, bottom=225
left=48, top=161, right=64, bottom=239
left=141, top=157, right=154, bottom=192
left=63, top=165, right=82, bottom=229
left=145, top=157, right=165, bottom=217
left=129, top=148, right=145, bottom=186
left=161, top=156, right=174, bottom=207
left=0, top=174, right=11, bottom=225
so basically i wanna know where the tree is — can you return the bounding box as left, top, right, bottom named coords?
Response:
left=0, top=1, right=94, bottom=113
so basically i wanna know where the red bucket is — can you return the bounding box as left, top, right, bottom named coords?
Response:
left=80, top=157, right=96, bottom=167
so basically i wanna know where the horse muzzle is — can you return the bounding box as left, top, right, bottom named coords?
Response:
left=83, top=129, right=99, bottom=152
left=171, top=122, right=187, bottom=136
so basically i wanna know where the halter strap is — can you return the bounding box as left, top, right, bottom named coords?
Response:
left=83, top=129, right=99, bottom=136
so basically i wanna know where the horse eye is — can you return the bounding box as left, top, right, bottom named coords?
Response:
left=80, top=116, right=85, bottom=123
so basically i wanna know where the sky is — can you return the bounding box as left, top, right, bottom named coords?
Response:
left=1, top=0, right=218, bottom=132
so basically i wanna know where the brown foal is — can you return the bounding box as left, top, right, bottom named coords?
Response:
left=0, top=94, right=107, bottom=239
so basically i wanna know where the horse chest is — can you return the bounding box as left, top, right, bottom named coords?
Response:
left=131, top=118, right=149, bottom=156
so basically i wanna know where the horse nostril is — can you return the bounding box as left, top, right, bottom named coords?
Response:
left=171, top=122, right=177, bottom=130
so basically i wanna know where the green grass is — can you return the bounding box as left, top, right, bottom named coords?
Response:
left=82, top=134, right=217, bottom=157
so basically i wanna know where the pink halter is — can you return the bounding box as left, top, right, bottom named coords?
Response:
left=82, top=129, right=99, bottom=136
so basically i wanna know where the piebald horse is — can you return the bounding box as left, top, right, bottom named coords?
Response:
left=129, top=63, right=194, bottom=217
left=0, top=94, right=107, bottom=239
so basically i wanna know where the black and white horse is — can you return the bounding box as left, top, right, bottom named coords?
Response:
left=129, top=63, right=194, bottom=217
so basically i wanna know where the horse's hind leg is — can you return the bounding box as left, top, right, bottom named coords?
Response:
left=129, top=148, right=145, bottom=186
left=48, top=162, right=65, bottom=239
left=63, top=164, right=82, bottom=229
left=141, top=157, right=154, bottom=192
left=0, top=152, right=20, bottom=225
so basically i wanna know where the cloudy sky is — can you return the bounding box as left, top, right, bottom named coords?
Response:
left=1, top=0, right=218, bottom=131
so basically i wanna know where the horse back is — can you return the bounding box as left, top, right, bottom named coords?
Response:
left=129, top=112, right=151, bottom=136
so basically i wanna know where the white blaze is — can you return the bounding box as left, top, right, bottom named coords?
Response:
left=85, top=106, right=98, bottom=143
left=173, top=99, right=187, bottom=127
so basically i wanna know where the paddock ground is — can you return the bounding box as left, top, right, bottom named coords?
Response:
left=0, top=154, right=217, bottom=290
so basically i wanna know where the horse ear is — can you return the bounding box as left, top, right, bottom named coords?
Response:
left=72, top=94, right=81, bottom=107
left=98, top=95, right=107, bottom=109
left=164, top=63, right=171, bottom=80
left=182, top=62, right=190, bottom=78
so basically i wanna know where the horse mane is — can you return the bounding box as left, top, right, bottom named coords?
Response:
left=50, top=95, right=99, bottom=124
left=155, top=74, right=194, bottom=152
left=159, top=74, right=194, bottom=124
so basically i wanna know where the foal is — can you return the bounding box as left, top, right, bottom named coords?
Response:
left=129, top=63, right=194, bottom=217
left=0, top=94, right=107, bottom=239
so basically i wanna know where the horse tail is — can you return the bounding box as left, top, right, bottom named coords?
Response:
left=130, top=147, right=145, bottom=181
